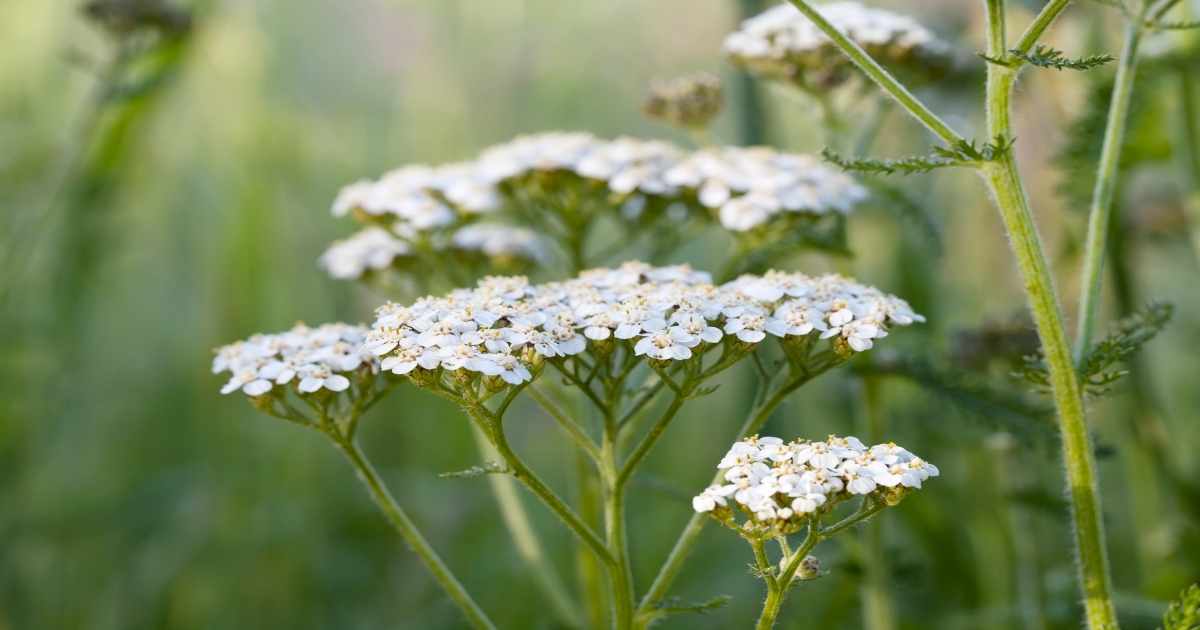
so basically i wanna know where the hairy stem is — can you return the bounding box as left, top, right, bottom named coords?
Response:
left=333, top=437, right=496, bottom=630
left=468, top=408, right=615, bottom=567
left=1075, top=20, right=1145, bottom=363
left=756, top=518, right=822, bottom=630
left=635, top=367, right=824, bottom=625
left=470, top=426, right=583, bottom=628
left=979, top=156, right=1117, bottom=629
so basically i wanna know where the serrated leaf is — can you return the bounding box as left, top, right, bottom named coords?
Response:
left=1161, top=584, right=1200, bottom=630
left=1080, top=301, right=1173, bottom=385
left=861, top=179, right=944, bottom=258
left=871, top=356, right=1056, bottom=439
left=687, top=384, right=722, bottom=400
left=822, top=148, right=962, bottom=175
left=1012, top=45, right=1116, bottom=71
left=439, top=461, right=511, bottom=478
left=1148, top=20, right=1200, bottom=30
left=649, top=595, right=734, bottom=615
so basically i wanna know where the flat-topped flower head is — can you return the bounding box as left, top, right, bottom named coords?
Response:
left=694, top=433, right=937, bottom=532
left=326, top=135, right=868, bottom=270
left=664, top=146, right=867, bottom=231
left=722, top=1, right=954, bottom=90
left=361, top=262, right=921, bottom=389
left=213, top=323, right=377, bottom=397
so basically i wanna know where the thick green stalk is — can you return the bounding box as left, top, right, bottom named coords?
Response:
left=470, top=426, right=583, bottom=628
left=1075, top=22, right=1144, bottom=363
left=979, top=156, right=1117, bottom=628
left=784, top=0, right=1116, bottom=621
left=333, top=438, right=496, bottom=630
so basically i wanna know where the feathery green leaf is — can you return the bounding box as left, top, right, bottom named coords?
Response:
left=649, top=595, right=734, bottom=615
left=1012, top=45, right=1116, bottom=71
left=1161, top=584, right=1200, bottom=630
left=440, top=461, right=511, bottom=478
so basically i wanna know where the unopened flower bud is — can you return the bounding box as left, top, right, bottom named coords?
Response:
left=521, top=345, right=546, bottom=367
left=408, top=366, right=439, bottom=389
left=641, top=73, right=724, bottom=129
left=483, top=374, right=508, bottom=393
left=592, top=336, right=616, bottom=356
left=649, top=358, right=672, bottom=370
left=883, top=487, right=906, bottom=506
left=832, top=336, right=854, bottom=359
left=798, top=555, right=819, bottom=580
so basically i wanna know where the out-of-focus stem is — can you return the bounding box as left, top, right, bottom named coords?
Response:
left=1075, top=20, right=1145, bottom=363
left=859, top=376, right=895, bottom=630
left=990, top=435, right=1048, bottom=630
left=334, top=437, right=496, bottom=630
left=469, top=426, right=583, bottom=628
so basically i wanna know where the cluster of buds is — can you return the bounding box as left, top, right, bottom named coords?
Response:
left=694, top=434, right=938, bottom=536
left=640, top=73, right=725, bottom=130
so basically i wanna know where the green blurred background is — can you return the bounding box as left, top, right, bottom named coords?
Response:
left=1, top=0, right=1199, bottom=628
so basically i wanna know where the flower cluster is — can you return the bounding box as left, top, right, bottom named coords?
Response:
left=640, top=73, right=724, bottom=130
left=722, top=1, right=953, bottom=89
left=319, top=224, right=545, bottom=280
left=693, top=434, right=938, bottom=529
left=213, top=323, right=377, bottom=396
left=326, top=134, right=867, bottom=274
left=669, top=147, right=865, bottom=231
left=365, top=261, right=921, bottom=384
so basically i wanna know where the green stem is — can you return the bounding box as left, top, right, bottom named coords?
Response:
left=635, top=368, right=823, bottom=625
left=468, top=408, right=616, bottom=567
left=1176, top=62, right=1200, bottom=267
left=782, top=0, right=963, bottom=145
left=528, top=385, right=603, bottom=461
left=859, top=377, right=894, bottom=630
left=617, top=391, right=689, bottom=487
left=333, top=437, right=496, bottom=630
left=1012, top=0, right=1075, bottom=57
left=1075, top=21, right=1145, bottom=364
left=603, top=418, right=636, bottom=630
left=980, top=156, right=1117, bottom=629
left=469, top=426, right=583, bottom=628
left=756, top=518, right=822, bottom=630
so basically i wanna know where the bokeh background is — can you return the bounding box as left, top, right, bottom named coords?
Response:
left=2, top=0, right=1199, bottom=628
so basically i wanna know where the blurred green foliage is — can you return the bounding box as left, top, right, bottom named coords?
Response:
left=1, top=0, right=1199, bottom=628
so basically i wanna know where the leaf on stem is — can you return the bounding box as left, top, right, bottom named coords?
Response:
left=822, top=135, right=1014, bottom=176
left=1147, top=19, right=1200, bottom=30
left=439, top=461, right=512, bottom=479
left=1078, top=301, right=1174, bottom=395
left=1161, top=583, right=1200, bottom=630
left=1011, top=44, right=1116, bottom=71
left=646, top=595, right=734, bottom=615
left=821, top=148, right=961, bottom=175
left=1020, top=301, right=1173, bottom=397
left=860, top=179, right=944, bottom=258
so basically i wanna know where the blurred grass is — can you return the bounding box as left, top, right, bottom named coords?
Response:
left=1, top=0, right=1199, bottom=628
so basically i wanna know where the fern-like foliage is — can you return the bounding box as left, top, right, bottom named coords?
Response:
left=1012, top=45, right=1116, bottom=71
left=1161, top=584, right=1200, bottom=630
left=861, top=179, right=944, bottom=258
left=866, top=355, right=1056, bottom=439
left=648, top=595, right=733, bottom=615
left=1147, top=20, right=1200, bottom=30
left=1018, top=302, right=1174, bottom=397
left=822, top=135, right=1015, bottom=176
left=440, top=461, right=511, bottom=478
left=821, top=148, right=959, bottom=175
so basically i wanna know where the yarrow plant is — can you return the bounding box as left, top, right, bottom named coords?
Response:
left=209, top=0, right=1187, bottom=625
left=213, top=259, right=923, bottom=629
left=694, top=434, right=937, bottom=629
